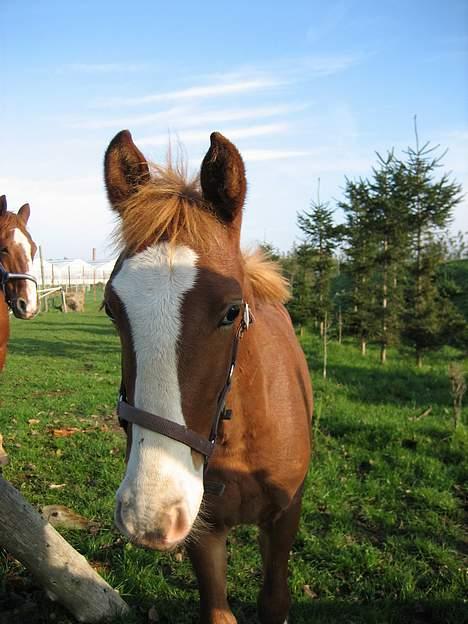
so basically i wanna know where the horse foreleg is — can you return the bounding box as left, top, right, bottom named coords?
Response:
left=0, top=344, right=7, bottom=372
left=257, top=489, right=304, bottom=624
left=186, top=527, right=236, bottom=624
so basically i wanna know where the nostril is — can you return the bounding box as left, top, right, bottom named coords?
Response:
left=165, top=504, right=190, bottom=544
left=16, top=298, right=27, bottom=314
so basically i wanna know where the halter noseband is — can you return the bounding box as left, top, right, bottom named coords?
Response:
left=116, top=302, right=253, bottom=496
left=0, top=260, right=38, bottom=307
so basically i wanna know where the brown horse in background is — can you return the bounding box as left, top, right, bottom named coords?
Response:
left=103, top=130, right=312, bottom=624
left=0, top=195, right=38, bottom=371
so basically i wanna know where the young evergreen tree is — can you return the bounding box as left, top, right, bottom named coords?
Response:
left=297, top=184, right=339, bottom=336
left=400, top=123, right=463, bottom=366
left=286, top=243, right=314, bottom=336
left=366, top=152, right=410, bottom=363
left=259, top=241, right=281, bottom=262
left=339, top=178, right=378, bottom=355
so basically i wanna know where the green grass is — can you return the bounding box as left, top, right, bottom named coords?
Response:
left=0, top=295, right=467, bottom=624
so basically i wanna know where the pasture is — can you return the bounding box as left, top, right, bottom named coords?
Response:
left=0, top=294, right=466, bottom=624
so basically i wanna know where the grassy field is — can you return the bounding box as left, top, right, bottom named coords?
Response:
left=0, top=294, right=467, bottom=624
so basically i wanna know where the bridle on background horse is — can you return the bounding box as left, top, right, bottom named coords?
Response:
left=116, top=302, right=253, bottom=496
left=0, top=260, right=38, bottom=308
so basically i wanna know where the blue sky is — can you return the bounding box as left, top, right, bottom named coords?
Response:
left=1, top=0, right=467, bottom=259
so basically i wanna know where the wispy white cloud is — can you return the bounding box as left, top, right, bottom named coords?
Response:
left=66, top=103, right=308, bottom=130
left=137, top=123, right=288, bottom=147
left=294, top=54, right=359, bottom=77
left=95, top=79, right=283, bottom=108
left=243, top=149, right=313, bottom=162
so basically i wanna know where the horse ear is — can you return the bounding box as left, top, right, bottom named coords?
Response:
left=104, top=130, right=150, bottom=211
left=17, top=203, right=30, bottom=224
left=200, top=132, right=247, bottom=224
left=0, top=196, right=6, bottom=217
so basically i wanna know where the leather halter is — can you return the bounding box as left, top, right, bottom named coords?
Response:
left=116, top=303, right=253, bottom=496
left=0, top=260, right=38, bottom=308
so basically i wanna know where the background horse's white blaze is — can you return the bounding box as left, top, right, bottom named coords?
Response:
left=12, top=228, right=38, bottom=317
left=113, top=242, right=203, bottom=546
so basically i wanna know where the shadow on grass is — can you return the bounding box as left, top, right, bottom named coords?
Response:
left=15, top=319, right=116, bottom=335
left=8, top=337, right=119, bottom=359
left=118, top=596, right=468, bottom=624
left=326, top=364, right=449, bottom=408
left=1, top=584, right=465, bottom=624
left=289, top=598, right=467, bottom=624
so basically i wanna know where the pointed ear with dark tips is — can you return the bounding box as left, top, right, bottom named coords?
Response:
left=104, top=130, right=150, bottom=210
left=200, top=132, right=247, bottom=224
left=17, top=203, right=30, bottom=224
left=0, top=196, right=7, bottom=217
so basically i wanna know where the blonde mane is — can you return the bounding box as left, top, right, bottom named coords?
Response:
left=114, top=159, right=290, bottom=305
left=243, top=249, right=291, bottom=304
left=114, top=160, right=221, bottom=253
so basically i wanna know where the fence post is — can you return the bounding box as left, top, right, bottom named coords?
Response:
left=61, top=288, right=68, bottom=313
left=39, top=246, right=47, bottom=312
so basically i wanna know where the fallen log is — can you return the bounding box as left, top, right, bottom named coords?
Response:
left=0, top=475, right=130, bottom=622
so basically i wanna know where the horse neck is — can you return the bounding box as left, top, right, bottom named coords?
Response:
left=0, top=295, right=10, bottom=371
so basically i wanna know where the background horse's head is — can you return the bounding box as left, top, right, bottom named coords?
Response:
left=104, top=130, right=250, bottom=550
left=0, top=195, right=38, bottom=319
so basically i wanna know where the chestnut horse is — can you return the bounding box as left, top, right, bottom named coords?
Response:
left=103, top=130, right=312, bottom=624
left=0, top=195, right=38, bottom=371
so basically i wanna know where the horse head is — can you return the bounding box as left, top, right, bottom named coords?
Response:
left=103, top=130, right=250, bottom=551
left=0, top=195, right=38, bottom=319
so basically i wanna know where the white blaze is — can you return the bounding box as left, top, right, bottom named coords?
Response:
left=12, top=228, right=38, bottom=316
left=113, top=242, right=203, bottom=536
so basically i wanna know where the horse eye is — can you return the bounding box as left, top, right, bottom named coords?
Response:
left=103, top=303, right=116, bottom=322
left=220, top=305, right=240, bottom=326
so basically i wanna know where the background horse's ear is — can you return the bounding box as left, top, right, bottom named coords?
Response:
left=0, top=195, right=6, bottom=217
left=200, top=132, right=247, bottom=224
left=17, top=203, right=30, bottom=224
left=104, top=130, right=150, bottom=211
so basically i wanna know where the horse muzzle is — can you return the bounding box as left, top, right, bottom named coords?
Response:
left=10, top=296, right=38, bottom=320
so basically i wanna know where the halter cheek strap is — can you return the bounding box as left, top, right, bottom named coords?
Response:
left=116, top=302, right=253, bottom=496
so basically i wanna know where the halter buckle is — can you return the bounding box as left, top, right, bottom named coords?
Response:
left=221, top=408, right=232, bottom=421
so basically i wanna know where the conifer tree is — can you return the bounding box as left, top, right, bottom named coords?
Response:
left=366, top=152, right=410, bottom=363
left=340, top=178, right=378, bottom=355
left=400, top=122, right=463, bottom=366
left=286, top=243, right=314, bottom=336
left=297, top=183, right=339, bottom=336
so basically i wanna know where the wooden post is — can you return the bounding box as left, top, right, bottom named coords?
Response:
left=39, top=246, right=47, bottom=312
left=323, top=310, right=328, bottom=380
left=92, top=248, right=96, bottom=262
left=338, top=304, right=342, bottom=345
left=61, top=288, right=68, bottom=313
left=0, top=475, right=130, bottom=622
left=51, top=264, right=55, bottom=287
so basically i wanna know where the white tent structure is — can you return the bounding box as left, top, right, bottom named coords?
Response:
left=32, top=258, right=116, bottom=287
